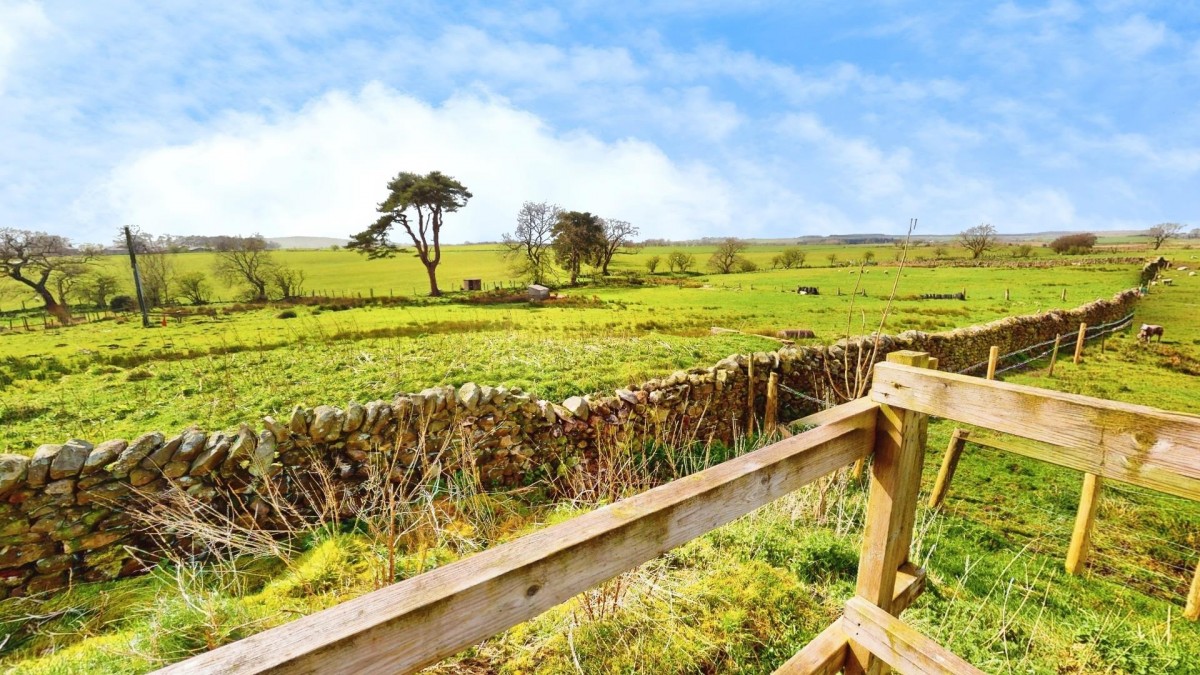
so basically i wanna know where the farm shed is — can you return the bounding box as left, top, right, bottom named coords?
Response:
left=527, top=284, right=550, bottom=300
left=462, top=279, right=482, bottom=291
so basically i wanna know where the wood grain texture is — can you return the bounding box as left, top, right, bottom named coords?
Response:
left=842, top=598, right=985, bottom=675
left=871, top=363, right=1200, bottom=501
left=156, top=402, right=879, bottom=675
left=772, top=621, right=847, bottom=675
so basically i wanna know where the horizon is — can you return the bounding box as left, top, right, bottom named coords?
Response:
left=2, top=2, right=1197, bottom=244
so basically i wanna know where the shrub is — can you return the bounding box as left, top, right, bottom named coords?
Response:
left=736, top=258, right=758, bottom=273
left=276, top=309, right=298, bottom=319
left=1049, top=233, right=1097, bottom=255
left=110, top=295, right=136, bottom=312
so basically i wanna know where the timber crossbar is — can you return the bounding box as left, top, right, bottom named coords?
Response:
left=157, top=398, right=879, bottom=674
left=871, top=362, right=1200, bottom=501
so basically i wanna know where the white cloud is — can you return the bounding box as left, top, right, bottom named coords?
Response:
left=1095, top=14, right=1169, bottom=59
left=989, top=1, right=1082, bottom=25
left=89, top=84, right=733, bottom=242
left=0, top=0, right=51, bottom=93
left=777, top=114, right=912, bottom=200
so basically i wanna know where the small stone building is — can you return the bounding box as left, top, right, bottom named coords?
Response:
left=462, top=279, right=483, bottom=291
left=527, top=284, right=550, bottom=301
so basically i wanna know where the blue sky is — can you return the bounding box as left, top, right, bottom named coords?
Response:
left=1, top=1, right=1197, bottom=243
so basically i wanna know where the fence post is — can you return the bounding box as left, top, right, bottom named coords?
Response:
left=985, top=345, right=1000, bottom=380
left=764, top=372, right=779, bottom=436
left=1062, top=288, right=1067, bottom=302
left=1187, top=559, right=1200, bottom=621
left=746, top=355, right=756, bottom=434
left=1048, top=334, right=1063, bottom=376
left=929, top=430, right=969, bottom=510
left=1065, top=473, right=1103, bottom=575
left=848, top=350, right=931, bottom=674
left=1073, top=323, right=1087, bottom=364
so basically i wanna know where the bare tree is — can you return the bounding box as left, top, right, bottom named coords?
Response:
left=0, top=228, right=96, bottom=322
left=1147, top=222, right=1183, bottom=250
left=594, top=218, right=639, bottom=276
left=271, top=265, right=306, bottom=299
left=667, top=251, right=695, bottom=273
left=708, top=238, right=748, bottom=274
left=176, top=272, right=212, bottom=305
left=502, top=201, right=559, bottom=285
left=958, top=223, right=997, bottom=259
left=214, top=235, right=275, bottom=301
left=139, top=251, right=175, bottom=307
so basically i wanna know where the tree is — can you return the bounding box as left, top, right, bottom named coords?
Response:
left=708, top=238, right=748, bottom=274
left=1147, top=222, right=1183, bottom=250
left=958, top=223, right=997, bottom=259
left=772, top=247, right=805, bottom=269
left=933, top=246, right=948, bottom=259
left=667, top=251, right=695, bottom=273
left=645, top=255, right=662, bottom=274
left=862, top=250, right=876, bottom=264
left=551, top=211, right=605, bottom=285
left=502, top=201, right=559, bottom=285
left=140, top=250, right=175, bottom=307
left=75, top=271, right=122, bottom=309
left=0, top=228, right=96, bottom=322
left=826, top=252, right=838, bottom=267
left=177, top=272, right=212, bottom=305
left=348, top=170, right=472, bottom=297
left=214, top=235, right=275, bottom=301
left=594, top=218, right=639, bottom=276
left=1012, top=243, right=1034, bottom=258
left=1188, top=227, right=1200, bottom=239
left=271, top=265, right=306, bottom=299
left=1049, top=233, right=1097, bottom=255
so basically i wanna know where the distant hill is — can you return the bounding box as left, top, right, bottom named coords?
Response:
left=268, top=236, right=350, bottom=249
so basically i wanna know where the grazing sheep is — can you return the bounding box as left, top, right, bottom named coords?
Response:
left=1138, top=324, right=1164, bottom=343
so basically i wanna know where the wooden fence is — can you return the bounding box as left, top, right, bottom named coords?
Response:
left=158, top=351, right=1200, bottom=674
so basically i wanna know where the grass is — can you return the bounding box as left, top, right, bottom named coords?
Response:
left=0, top=254, right=1148, bottom=451
left=0, top=251, right=1197, bottom=673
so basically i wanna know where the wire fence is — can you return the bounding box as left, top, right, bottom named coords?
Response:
left=955, top=312, right=1136, bottom=377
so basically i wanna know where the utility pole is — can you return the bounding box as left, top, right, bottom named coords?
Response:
left=122, top=225, right=151, bottom=327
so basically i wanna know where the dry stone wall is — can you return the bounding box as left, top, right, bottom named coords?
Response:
left=0, top=289, right=1141, bottom=598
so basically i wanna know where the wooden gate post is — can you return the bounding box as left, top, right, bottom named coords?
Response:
left=847, top=350, right=930, bottom=674
left=1065, top=473, right=1103, bottom=575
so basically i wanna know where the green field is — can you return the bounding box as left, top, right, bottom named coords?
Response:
left=0, top=243, right=1158, bottom=451
left=1, top=279, right=1197, bottom=674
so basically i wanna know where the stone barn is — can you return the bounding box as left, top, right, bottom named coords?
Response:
left=462, top=279, right=483, bottom=291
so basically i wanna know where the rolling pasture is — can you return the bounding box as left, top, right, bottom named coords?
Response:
left=0, top=242, right=1158, bottom=451
left=1, top=277, right=1197, bottom=674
